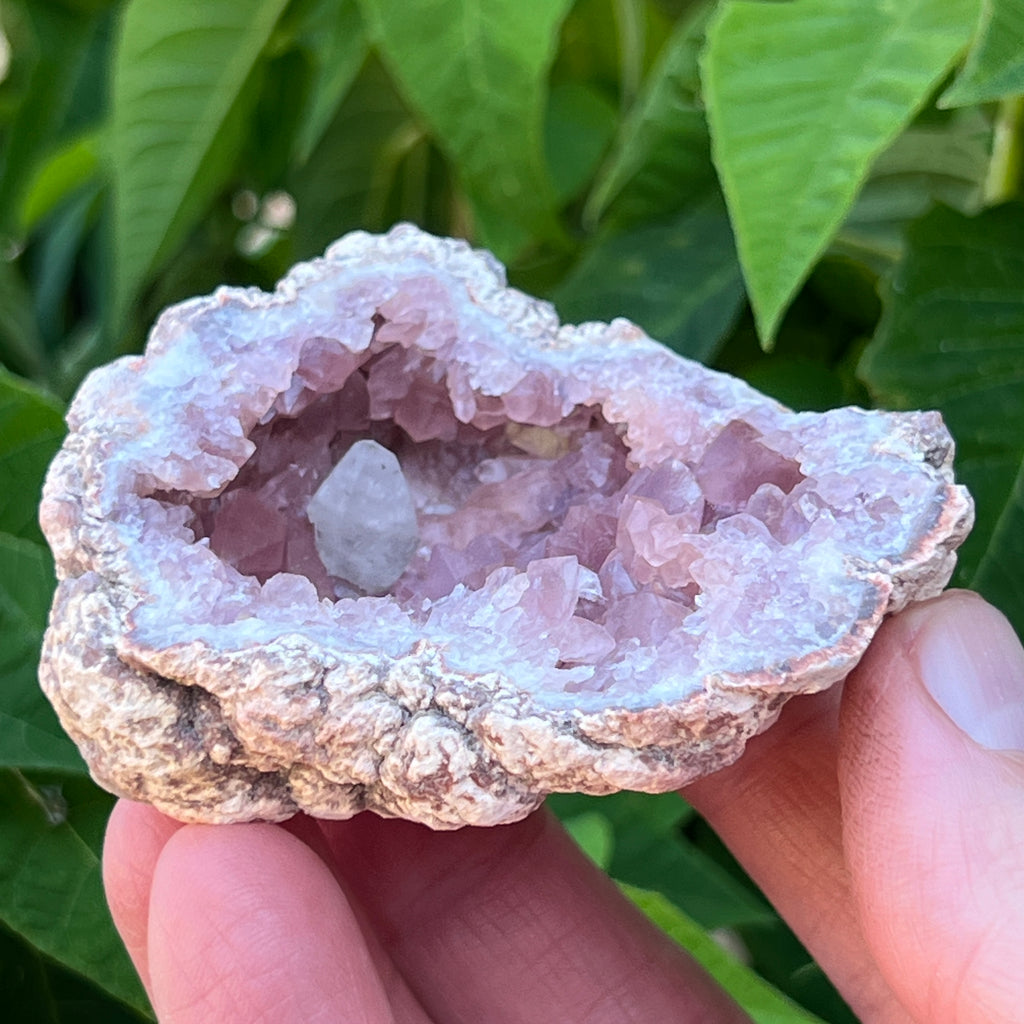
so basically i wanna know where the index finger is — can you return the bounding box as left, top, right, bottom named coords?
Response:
left=314, top=807, right=751, bottom=1024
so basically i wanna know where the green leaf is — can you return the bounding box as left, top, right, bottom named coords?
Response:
left=837, top=108, right=990, bottom=269
left=614, top=801, right=773, bottom=931
left=244, top=48, right=313, bottom=190
left=553, top=192, right=745, bottom=363
left=552, top=0, right=628, bottom=99
left=287, top=0, right=369, bottom=163
left=715, top=256, right=878, bottom=414
left=585, top=2, right=715, bottom=230
left=357, top=0, right=573, bottom=256
left=19, top=133, right=102, bottom=235
left=941, top=0, right=1024, bottom=106
left=702, top=0, right=980, bottom=345
left=289, top=58, right=421, bottom=258
left=0, top=769, right=150, bottom=1016
left=562, top=811, right=614, bottom=868
left=971, top=460, right=1024, bottom=626
left=110, top=0, right=291, bottom=323
left=544, top=81, right=618, bottom=206
left=1, top=921, right=150, bottom=1024
left=859, top=202, right=1024, bottom=632
left=30, top=182, right=106, bottom=358
left=0, top=534, right=84, bottom=774
left=0, top=369, right=65, bottom=543
left=0, top=923, right=60, bottom=1024
left=621, top=884, right=828, bottom=1024
left=0, top=257, right=46, bottom=381
left=0, top=2, right=103, bottom=239
left=549, top=792, right=774, bottom=930
left=741, top=356, right=850, bottom=412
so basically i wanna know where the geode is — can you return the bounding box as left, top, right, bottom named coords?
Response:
left=38, top=224, right=972, bottom=828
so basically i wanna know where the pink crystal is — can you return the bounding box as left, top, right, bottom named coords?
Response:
left=38, top=224, right=973, bottom=829
left=208, top=489, right=287, bottom=579
left=695, top=420, right=804, bottom=511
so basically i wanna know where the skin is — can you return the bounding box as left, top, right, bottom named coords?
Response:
left=104, top=590, right=1024, bottom=1023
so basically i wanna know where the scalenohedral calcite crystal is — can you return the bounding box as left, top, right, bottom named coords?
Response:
left=39, top=224, right=973, bottom=828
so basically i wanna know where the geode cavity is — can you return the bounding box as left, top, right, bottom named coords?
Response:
left=38, top=224, right=973, bottom=828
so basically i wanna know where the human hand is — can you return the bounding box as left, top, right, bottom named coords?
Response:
left=103, top=590, right=1024, bottom=1023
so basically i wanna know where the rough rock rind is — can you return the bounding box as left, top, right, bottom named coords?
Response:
left=39, top=224, right=973, bottom=828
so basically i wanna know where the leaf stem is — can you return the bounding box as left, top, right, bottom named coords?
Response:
left=614, top=0, right=644, bottom=111
left=983, top=95, right=1024, bottom=206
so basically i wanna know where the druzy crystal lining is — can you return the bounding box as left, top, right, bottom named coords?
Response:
left=38, top=224, right=973, bottom=828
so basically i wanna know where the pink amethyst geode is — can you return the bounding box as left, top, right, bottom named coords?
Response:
left=39, top=224, right=972, bottom=828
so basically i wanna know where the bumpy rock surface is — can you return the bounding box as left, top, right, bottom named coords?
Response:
left=39, top=224, right=973, bottom=828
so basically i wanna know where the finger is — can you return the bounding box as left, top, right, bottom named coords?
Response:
left=103, top=799, right=184, bottom=992
left=316, top=808, right=750, bottom=1024
left=281, top=813, right=435, bottom=1024
left=146, top=822, right=396, bottom=1024
left=105, top=804, right=432, bottom=1023
left=683, top=675, right=909, bottom=1022
left=839, top=590, right=1024, bottom=1024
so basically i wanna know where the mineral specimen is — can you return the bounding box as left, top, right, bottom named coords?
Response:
left=38, top=224, right=973, bottom=829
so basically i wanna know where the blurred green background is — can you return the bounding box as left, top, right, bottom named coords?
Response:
left=1, top=0, right=1022, bottom=1020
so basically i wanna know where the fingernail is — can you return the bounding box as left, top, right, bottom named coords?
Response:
left=912, top=592, right=1024, bottom=752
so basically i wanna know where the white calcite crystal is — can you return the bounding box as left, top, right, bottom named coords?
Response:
left=38, top=224, right=973, bottom=828
left=307, top=439, right=418, bottom=594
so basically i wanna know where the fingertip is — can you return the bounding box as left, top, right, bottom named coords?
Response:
left=102, top=800, right=184, bottom=992
left=904, top=589, right=1024, bottom=752
left=147, top=822, right=392, bottom=1024
left=839, top=590, right=1024, bottom=1023
left=319, top=808, right=749, bottom=1023
left=682, top=685, right=909, bottom=1019
left=840, top=589, right=1024, bottom=799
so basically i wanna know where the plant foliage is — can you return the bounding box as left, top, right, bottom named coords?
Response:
left=0, top=0, right=1020, bottom=1020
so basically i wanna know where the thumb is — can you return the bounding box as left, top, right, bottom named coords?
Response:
left=839, top=590, right=1024, bottom=1024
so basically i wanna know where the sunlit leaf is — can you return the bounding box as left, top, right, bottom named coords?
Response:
left=562, top=811, right=614, bottom=869
left=702, top=0, right=980, bottom=344
left=622, top=884, right=828, bottom=1024
left=549, top=792, right=774, bottom=930
left=0, top=769, right=150, bottom=1016
left=859, top=202, right=1024, bottom=632
left=110, top=0, right=290, bottom=322
left=357, top=0, right=573, bottom=256
left=942, top=0, right=1024, bottom=107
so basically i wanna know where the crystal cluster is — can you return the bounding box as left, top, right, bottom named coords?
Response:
left=38, top=224, right=973, bottom=828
